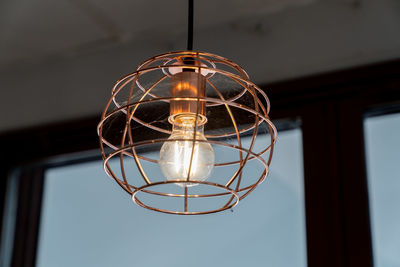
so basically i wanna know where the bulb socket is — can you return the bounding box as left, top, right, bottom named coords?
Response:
left=169, top=71, right=207, bottom=126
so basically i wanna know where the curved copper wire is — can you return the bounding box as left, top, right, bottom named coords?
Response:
left=102, top=138, right=269, bottom=207
left=132, top=180, right=240, bottom=215
left=98, top=51, right=277, bottom=214
left=105, top=63, right=271, bottom=138
left=98, top=96, right=276, bottom=167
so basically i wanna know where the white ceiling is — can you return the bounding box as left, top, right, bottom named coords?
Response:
left=0, top=0, right=400, bottom=132
left=0, top=0, right=316, bottom=70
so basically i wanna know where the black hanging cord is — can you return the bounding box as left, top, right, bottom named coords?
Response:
left=187, top=0, right=194, bottom=50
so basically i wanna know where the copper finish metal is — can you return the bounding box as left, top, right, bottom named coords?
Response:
left=98, top=51, right=277, bottom=215
left=169, top=71, right=206, bottom=125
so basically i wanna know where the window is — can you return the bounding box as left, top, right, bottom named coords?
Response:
left=2, top=59, right=399, bottom=267
left=365, top=113, right=400, bottom=267
left=36, top=129, right=307, bottom=267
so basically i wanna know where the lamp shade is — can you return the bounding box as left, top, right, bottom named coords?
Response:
left=98, top=51, right=277, bottom=215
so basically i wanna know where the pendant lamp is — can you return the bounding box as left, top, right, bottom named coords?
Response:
left=98, top=0, right=277, bottom=215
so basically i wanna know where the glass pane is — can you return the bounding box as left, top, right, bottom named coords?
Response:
left=36, top=129, right=307, bottom=267
left=364, top=113, right=400, bottom=267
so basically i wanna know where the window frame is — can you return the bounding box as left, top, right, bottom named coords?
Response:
left=1, top=58, right=400, bottom=267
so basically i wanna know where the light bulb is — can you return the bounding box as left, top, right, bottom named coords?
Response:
left=159, top=114, right=214, bottom=187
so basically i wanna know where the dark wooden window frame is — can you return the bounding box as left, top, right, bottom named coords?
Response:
left=1, top=59, right=400, bottom=267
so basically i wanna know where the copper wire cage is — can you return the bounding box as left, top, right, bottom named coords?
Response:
left=98, top=51, right=277, bottom=215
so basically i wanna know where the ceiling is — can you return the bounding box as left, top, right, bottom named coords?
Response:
left=0, top=0, right=316, bottom=70
left=0, top=0, right=400, bottom=132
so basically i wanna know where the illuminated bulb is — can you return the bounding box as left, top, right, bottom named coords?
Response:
left=159, top=114, right=214, bottom=187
